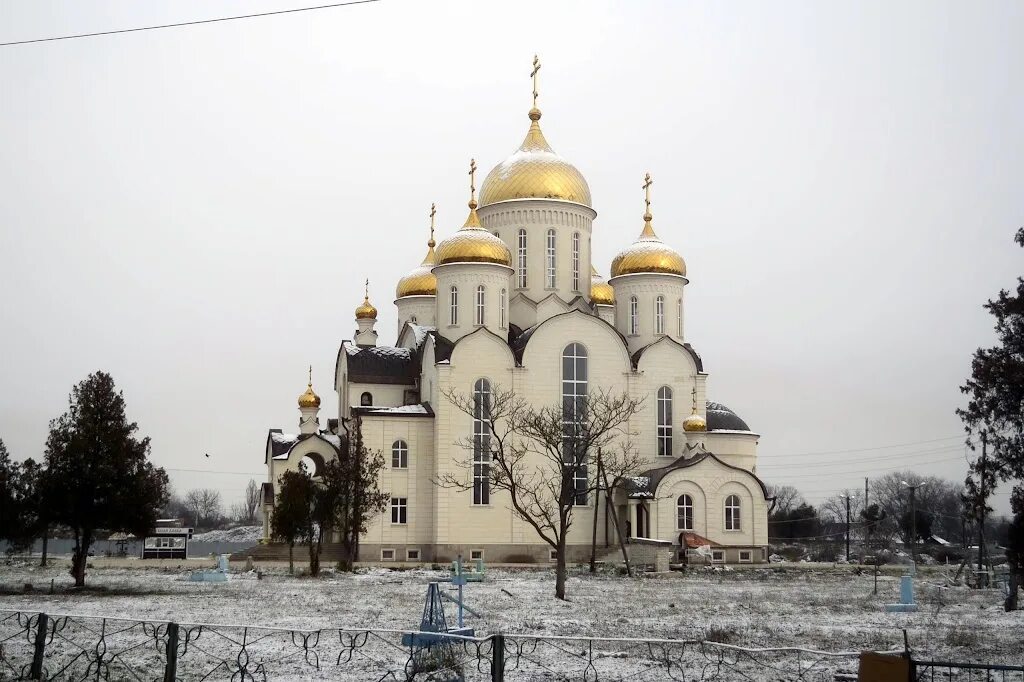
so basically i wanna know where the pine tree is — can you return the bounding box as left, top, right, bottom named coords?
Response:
left=44, top=372, right=169, bottom=587
left=271, top=469, right=315, bottom=575
left=958, top=228, right=1024, bottom=609
left=333, top=416, right=388, bottom=572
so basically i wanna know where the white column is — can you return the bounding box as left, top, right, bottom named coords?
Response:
left=628, top=500, right=638, bottom=539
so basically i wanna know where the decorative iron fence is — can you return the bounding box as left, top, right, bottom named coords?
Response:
left=911, top=660, right=1024, bottom=682
left=4, top=608, right=1013, bottom=681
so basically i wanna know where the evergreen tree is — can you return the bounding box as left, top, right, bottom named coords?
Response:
left=333, top=416, right=388, bottom=572
left=271, top=469, right=315, bottom=575
left=43, top=372, right=169, bottom=587
left=958, top=228, right=1024, bottom=609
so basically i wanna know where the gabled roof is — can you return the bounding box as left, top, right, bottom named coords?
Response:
left=344, top=344, right=417, bottom=385
left=509, top=309, right=629, bottom=366
left=623, top=450, right=769, bottom=500
left=352, top=402, right=435, bottom=418
left=630, top=336, right=704, bottom=373
left=265, top=430, right=344, bottom=463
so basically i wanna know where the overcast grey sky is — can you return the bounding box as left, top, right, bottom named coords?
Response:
left=1, top=0, right=1020, bottom=514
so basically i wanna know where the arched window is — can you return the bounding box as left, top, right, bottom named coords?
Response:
left=562, top=343, right=588, bottom=505
left=546, top=229, right=556, bottom=288
left=475, top=285, right=486, bottom=325
left=677, top=298, right=683, bottom=337
left=449, top=285, right=458, bottom=325
left=391, top=440, right=408, bottom=468
left=657, top=386, right=673, bottom=456
left=410, top=314, right=417, bottom=324
left=360, top=392, right=372, bottom=406
left=629, top=296, right=638, bottom=335
left=517, top=229, right=527, bottom=288
left=655, top=296, right=665, bottom=335
left=571, top=231, right=580, bottom=292
left=677, top=494, right=693, bottom=531
left=725, top=494, right=741, bottom=531
left=499, top=288, right=506, bottom=328
left=473, top=378, right=491, bottom=505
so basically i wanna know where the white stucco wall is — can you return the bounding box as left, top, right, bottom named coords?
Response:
left=432, top=262, right=514, bottom=342
left=609, top=272, right=687, bottom=353
left=394, top=296, right=436, bottom=336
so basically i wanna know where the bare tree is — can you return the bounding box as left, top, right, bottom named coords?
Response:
left=439, top=385, right=644, bottom=600
left=184, top=488, right=222, bottom=529
left=766, top=484, right=803, bottom=515
left=235, top=479, right=261, bottom=525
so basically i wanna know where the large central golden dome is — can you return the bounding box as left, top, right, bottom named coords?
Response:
left=479, top=108, right=592, bottom=207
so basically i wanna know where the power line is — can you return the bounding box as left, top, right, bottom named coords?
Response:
left=763, top=435, right=964, bottom=460
left=757, top=444, right=966, bottom=469
left=164, top=467, right=263, bottom=476
left=0, top=0, right=382, bottom=47
left=762, top=454, right=967, bottom=479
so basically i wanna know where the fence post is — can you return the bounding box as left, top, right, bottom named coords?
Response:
left=29, top=612, right=48, bottom=680
left=164, top=622, right=179, bottom=682
left=490, top=633, right=504, bottom=682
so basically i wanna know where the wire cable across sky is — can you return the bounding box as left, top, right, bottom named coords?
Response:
left=0, top=0, right=382, bottom=47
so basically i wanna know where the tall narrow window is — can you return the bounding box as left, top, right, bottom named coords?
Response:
left=657, top=386, right=673, bottom=456
left=391, top=440, right=408, bottom=468
left=546, top=229, right=556, bottom=288
left=391, top=497, right=407, bottom=524
left=677, top=298, right=683, bottom=337
left=499, top=289, right=506, bottom=328
left=571, top=231, right=580, bottom=292
left=475, top=285, right=485, bottom=325
left=629, top=296, right=638, bottom=335
left=517, top=229, right=527, bottom=288
left=725, top=495, right=741, bottom=531
left=449, top=285, right=458, bottom=325
left=655, top=296, right=665, bottom=334
left=473, top=378, right=491, bottom=505
left=677, top=494, right=693, bottom=531
left=562, top=343, right=588, bottom=505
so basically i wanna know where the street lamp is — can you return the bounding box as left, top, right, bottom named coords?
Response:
left=901, top=481, right=927, bottom=569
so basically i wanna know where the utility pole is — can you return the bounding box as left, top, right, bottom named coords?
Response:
left=864, top=477, right=869, bottom=508
left=901, top=481, right=926, bottom=570
left=978, top=432, right=987, bottom=573
left=839, top=493, right=852, bottom=562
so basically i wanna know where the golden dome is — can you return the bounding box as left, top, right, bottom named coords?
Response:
left=298, top=367, right=321, bottom=409
left=355, top=285, right=378, bottom=320
left=436, top=160, right=513, bottom=267
left=683, top=407, right=707, bottom=432
left=590, top=266, right=614, bottom=305
left=479, top=108, right=592, bottom=207
left=396, top=206, right=439, bottom=298
left=610, top=174, right=686, bottom=278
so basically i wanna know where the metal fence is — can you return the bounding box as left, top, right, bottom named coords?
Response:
left=3, top=607, right=1014, bottom=681
left=911, top=660, right=1024, bottom=682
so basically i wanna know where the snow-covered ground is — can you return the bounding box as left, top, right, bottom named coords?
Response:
left=0, top=562, right=1020, bottom=680
left=188, top=525, right=263, bottom=543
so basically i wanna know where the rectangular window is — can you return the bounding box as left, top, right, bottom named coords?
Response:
left=629, top=297, right=638, bottom=335
left=406, top=549, right=420, bottom=561
left=470, top=549, right=484, bottom=561
left=517, top=229, right=527, bottom=288
left=677, top=298, right=683, bottom=337
left=499, top=289, right=506, bottom=328
left=381, top=548, right=395, bottom=561
left=655, top=296, right=665, bottom=335
left=712, top=549, right=725, bottom=564
left=546, top=229, right=556, bottom=288
left=475, top=285, right=485, bottom=325
left=391, top=441, right=408, bottom=468
left=391, top=497, right=407, bottom=524
left=739, top=550, right=752, bottom=563
left=549, top=549, right=558, bottom=562
left=473, top=380, right=491, bottom=505
left=571, top=231, right=580, bottom=292
left=450, top=286, right=458, bottom=326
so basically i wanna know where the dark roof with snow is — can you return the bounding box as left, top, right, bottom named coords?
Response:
left=631, top=339, right=704, bottom=372
left=705, top=401, right=751, bottom=432
left=345, top=345, right=416, bottom=384
left=352, top=403, right=435, bottom=418
left=624, top=450, right=769, bottom=499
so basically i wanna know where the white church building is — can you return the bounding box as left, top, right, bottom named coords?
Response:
left=261, top=63, right=771, bottom=565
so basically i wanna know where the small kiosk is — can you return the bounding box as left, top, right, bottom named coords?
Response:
left=142, top=519, right=193, bottom=559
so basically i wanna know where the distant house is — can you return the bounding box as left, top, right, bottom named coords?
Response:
left=142, top=519, right=193, bottom=559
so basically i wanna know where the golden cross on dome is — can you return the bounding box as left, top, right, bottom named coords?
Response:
left=468, top=158, right=478, bottom=201
left=364, top=278, right=369, bottom=299
left=531, top=54, right=542, bottom=108
left=308, top=365, right=312, bottom=386
left=429, top=202, right=436, bottom=243
left=691, top=386, right=698, bottom=412
left=643, top=172, right=653, bottom=214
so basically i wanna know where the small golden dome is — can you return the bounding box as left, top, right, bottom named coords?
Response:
left=610, top=173, right=686, bottom=278
left=355, top=292, right=378, bottom=320
left=683, top=408, right=707, bottom=432
left=397, top=207, right=439, bottom=298
left=590, top=266, right=615, bottom=305
left=298, top=367, right=320, bottom=408
left=479, top=108, right=592, bottom=207
left=436, top=160, right=512, bottom=267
